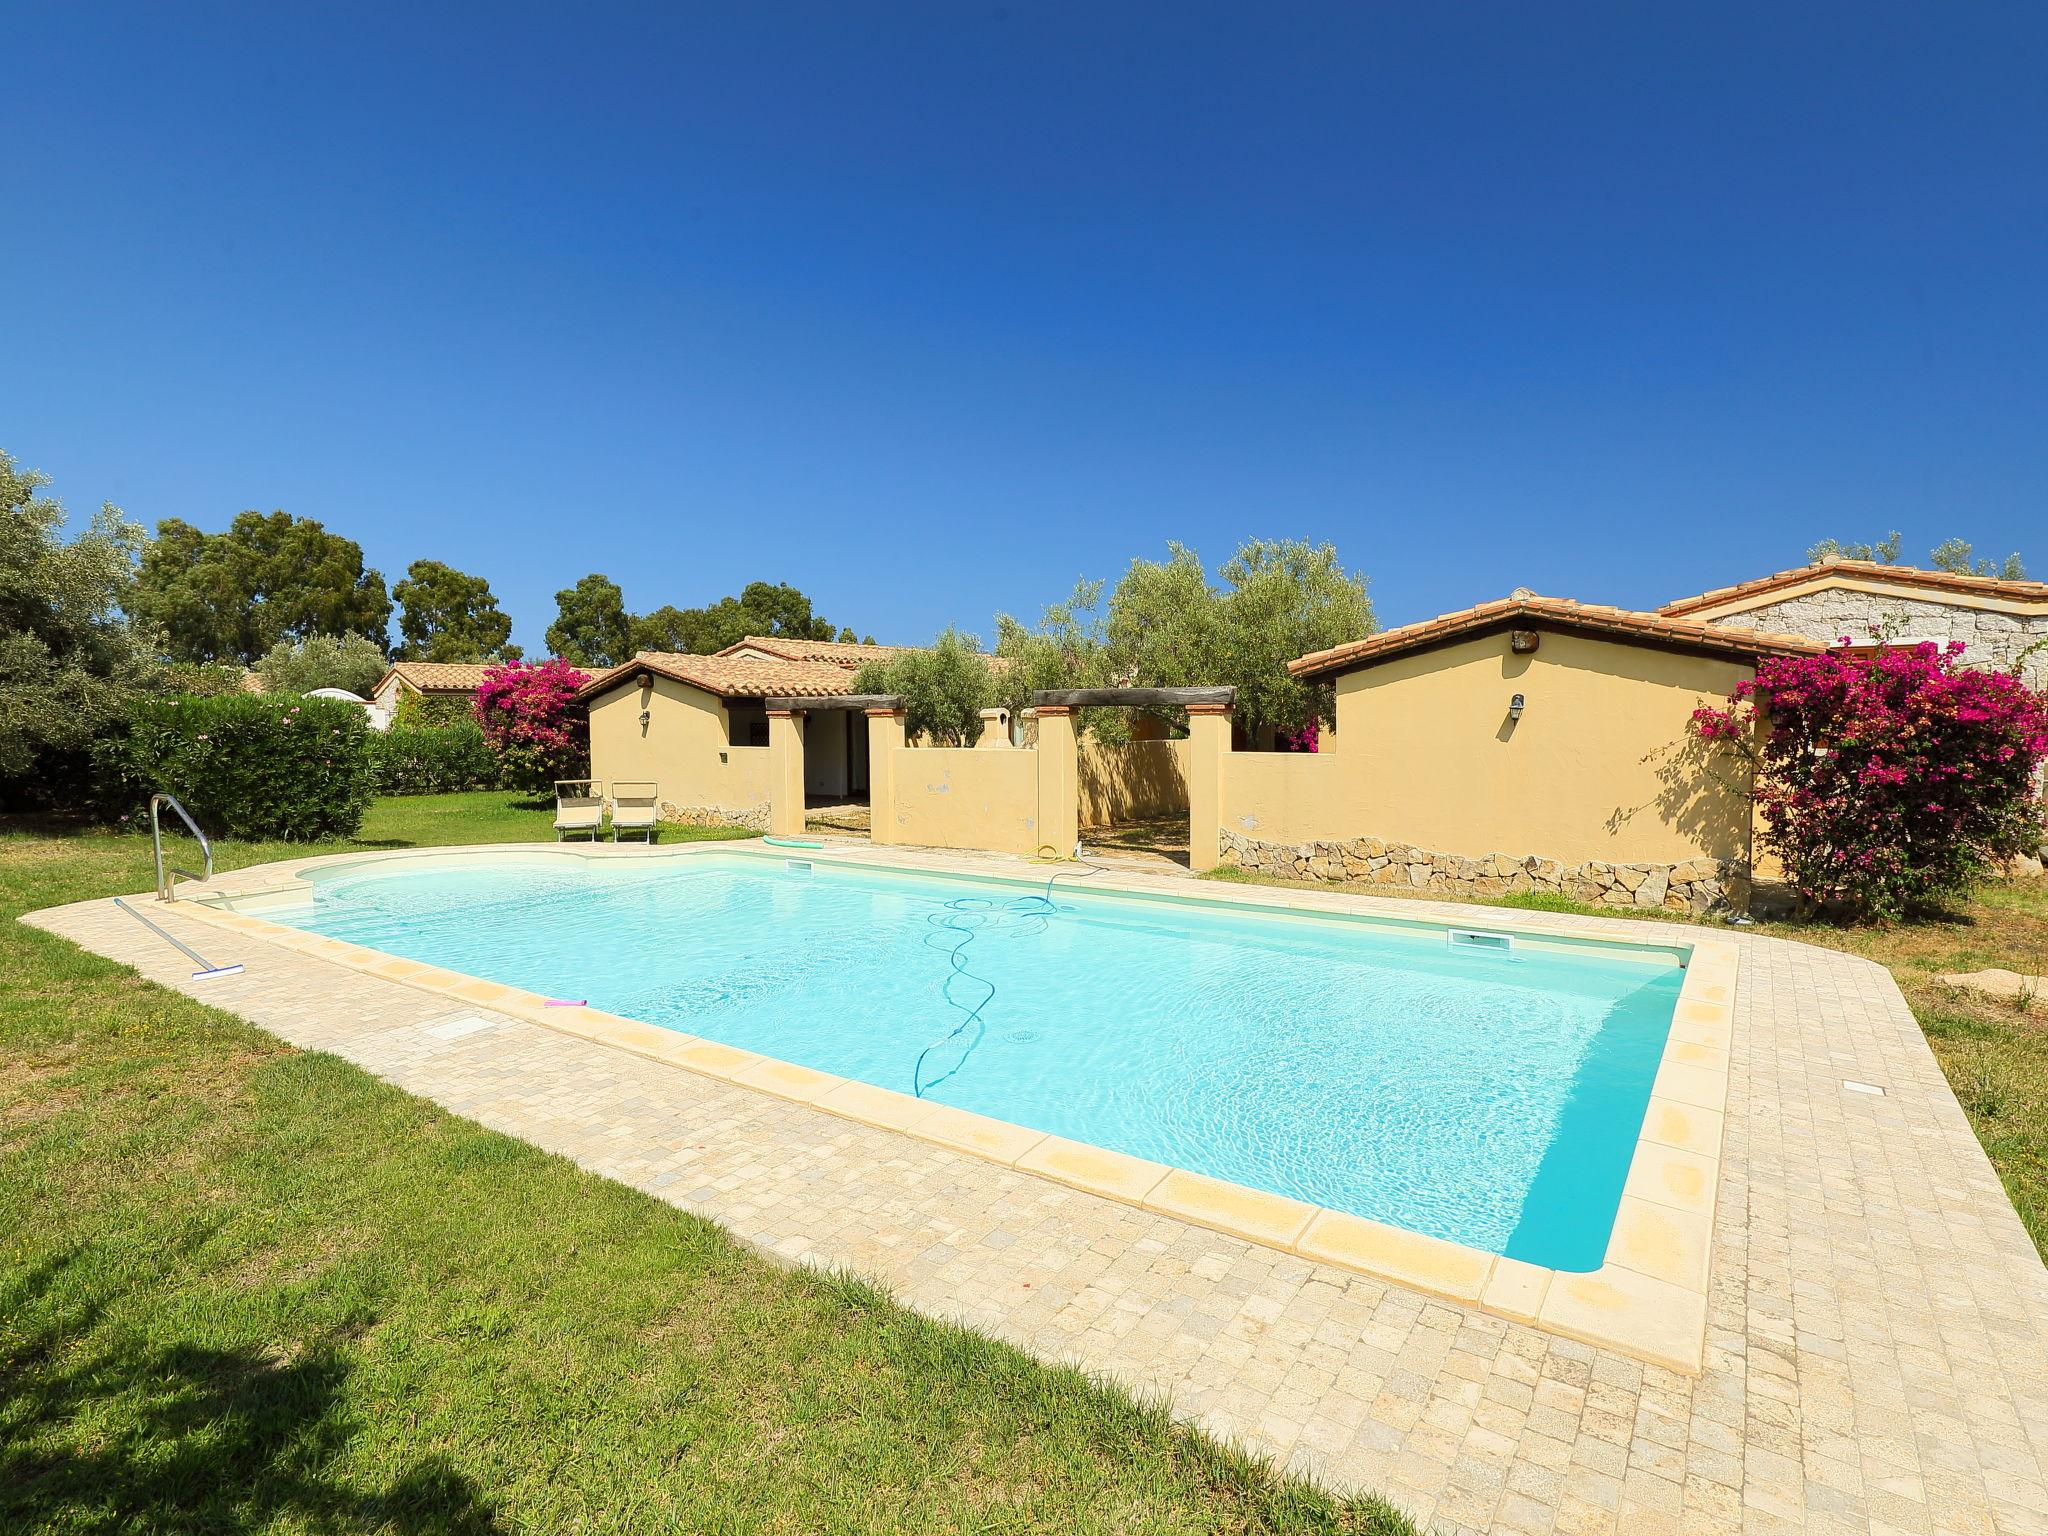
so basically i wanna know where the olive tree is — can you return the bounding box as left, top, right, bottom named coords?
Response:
left=851, top=628, right=995, bottom=746
left=255, top=631, right=389, bottom=696
left=0, top=451, right=158, bottom=800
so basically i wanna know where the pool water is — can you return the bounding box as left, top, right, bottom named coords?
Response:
left=274, top=853, right=1685, bottom=1270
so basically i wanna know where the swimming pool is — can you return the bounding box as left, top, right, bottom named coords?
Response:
left=259, top=849, right=1686, bottom=1272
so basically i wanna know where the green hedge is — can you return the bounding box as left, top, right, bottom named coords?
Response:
left=367, top=722, right=500, bottom=795
left=97, top=693, right=374, bottom=840
left=391, top=691, right=477, bottom=729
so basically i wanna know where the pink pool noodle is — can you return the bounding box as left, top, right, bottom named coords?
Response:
left=545, top=998, right=587, bottom=1007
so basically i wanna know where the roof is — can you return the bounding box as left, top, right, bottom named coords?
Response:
left=1661, top=559, right=2048, bottom=617
left=712, top=635, right=912, bottom=667
left=577, top=651, right=862, bottom=703
left=375, top=661, right=495, bottom=695
left=1288, top=595, right=1828, bottom=680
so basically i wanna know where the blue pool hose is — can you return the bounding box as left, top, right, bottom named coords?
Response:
left=910, top=855, right=1104, bottom=1098
left=763, top=835, right=825, bottom=849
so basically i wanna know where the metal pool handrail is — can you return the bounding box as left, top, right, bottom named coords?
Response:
left=150, top=792, right=214, bottom=901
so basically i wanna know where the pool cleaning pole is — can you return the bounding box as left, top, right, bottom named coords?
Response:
left=111, top=897, right=245, bottom=981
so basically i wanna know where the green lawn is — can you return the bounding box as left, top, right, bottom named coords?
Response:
left=1, top=797, right=1410, bottom=1535
left=1205, top=863, right=2048, bottom=1257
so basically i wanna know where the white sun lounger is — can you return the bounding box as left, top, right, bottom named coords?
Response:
left=610, top=781, right=658, bottom=843
left=554, top=779, right=605, bottom=841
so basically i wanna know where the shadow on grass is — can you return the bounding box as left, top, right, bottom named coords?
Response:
left=0, top=1255, right=498, bottom=1534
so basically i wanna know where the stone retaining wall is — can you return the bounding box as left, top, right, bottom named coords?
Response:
left=659, top=801, right=769, bottom=831
left=1217, top=828, right=1748, bottom=913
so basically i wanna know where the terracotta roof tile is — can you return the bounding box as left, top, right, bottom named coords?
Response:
left=713, top=635, right=913, bottom=667
left=576, top=652, right=860, bottom=703
left=1288, top=595, right=1827, bottom=679
left=1660, top=559, right=2048, bottom=616
left=375, top=662, right=496, bottom=695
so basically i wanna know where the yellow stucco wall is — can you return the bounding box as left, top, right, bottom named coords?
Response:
left=1077, top=739, right=1190, bottom=827
left=1224, top=629, right=1757, bottom=864
left=883, top=748, right=1042, bottom=856
left=586, top=675, right=770, bottom=820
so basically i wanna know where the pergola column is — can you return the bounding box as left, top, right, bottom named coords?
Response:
left=1033, top=704, right=1080, bottom=859
left=1185, top=701, right=1232, bottom=872
left=767, top=708, right=807, bottom=837
left=865, top=706, right=907, bottom=845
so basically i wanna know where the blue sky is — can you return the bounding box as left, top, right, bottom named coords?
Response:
left=6, top=3, right=2044, bottom=651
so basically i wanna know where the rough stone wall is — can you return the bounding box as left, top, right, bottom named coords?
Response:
left=1716, top=591, right=2048, bottom=687
left=1217, top=828, right=1748, bottom=914
left=658, top=801, right=769, bottom=831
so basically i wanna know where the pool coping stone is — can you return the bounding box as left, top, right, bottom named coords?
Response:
left=96, top=837, right=1732, bottom=1373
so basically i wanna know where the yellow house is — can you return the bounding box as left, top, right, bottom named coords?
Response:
left=579, top=637, right=908, bottom=827
left=1214, top=593, right=1825, bottom=911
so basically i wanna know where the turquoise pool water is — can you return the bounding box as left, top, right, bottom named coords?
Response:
left=273, top=852, right=1685, bottom=1270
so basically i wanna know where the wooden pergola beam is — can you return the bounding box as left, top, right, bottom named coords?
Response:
left=1028, top=686, right=1236, bottom=709
left=762, top=694, right=906, bottom=712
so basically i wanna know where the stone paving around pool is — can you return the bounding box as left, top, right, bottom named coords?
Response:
left=25, top=847, right=2048, bottom=1536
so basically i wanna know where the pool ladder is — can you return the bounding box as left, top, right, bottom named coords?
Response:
left=150, top=791, right=213, bottom=901
left=113, top=791, right=243, bottom=980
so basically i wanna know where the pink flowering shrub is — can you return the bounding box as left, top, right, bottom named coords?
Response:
left=475, top=659, right=591, bottom=794
left=1275, top=717, right=1320, bottom=753
left=1691, top=643, right=2048, bottom=920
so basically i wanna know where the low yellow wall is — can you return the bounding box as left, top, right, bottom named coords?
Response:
left=1077, top=739, right=1189, bottom=827
left=587, top=676, right=771, bottom=822
left=882, top=748, right=1043, bottom=857
left=1223, top=629, right=1756, bottom=865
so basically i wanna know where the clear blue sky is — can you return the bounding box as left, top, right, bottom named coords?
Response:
left=6, top=3, right=2044, bottom=652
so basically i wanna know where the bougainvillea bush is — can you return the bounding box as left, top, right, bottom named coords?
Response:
left=1691, top=642, right=2048, bottom=921
left=475, top=659, right=590, bottom=794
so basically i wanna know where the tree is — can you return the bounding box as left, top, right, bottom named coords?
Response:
left=545, top=573, right=632, bottom=668
left=1805, top=531, right=2026, bottom=580
left=393, top=560, right=519, bottom=662
left=995, top=544, right=1373, bottom=743
left=994, top=579, right=1119, bottom=736
left=1806, top=531, right=1902, bottom=565
left=132, top=510, right=391, bottom=664
left=1100, top=540, right=1372, bottom=740
left=0, top=451, right=157, bottom=799
left=475, top=659, right=591, bottom=793
left=852, top=628, right=996, bottom=745
left=624, top=581, right=848, bottom=655
left=1691, top=644, right=2048, bottom=921
left=1929, top=539, right=2025, bottom=581
left=1212, top=539, right=1376, bottom=740
left=255, top=632, right=388, bottom=696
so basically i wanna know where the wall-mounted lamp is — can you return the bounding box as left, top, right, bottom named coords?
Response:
left=638, top=710, right=651, bottom=726
left=1508, top=693, right=1525, bottom=721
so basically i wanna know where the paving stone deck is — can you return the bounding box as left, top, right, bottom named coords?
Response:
left=25, top=852, right=2048, bottom=1535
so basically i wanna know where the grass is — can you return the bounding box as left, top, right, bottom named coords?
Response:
left=1, top=796, right=1411, bottom=1535
left=1204, top=861, right=2048, bottom=1257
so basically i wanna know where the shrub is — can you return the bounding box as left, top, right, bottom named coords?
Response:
left=391, top=690, right=477, bottom=729
left=475, top=659, right=590, bottom=793
left=1691, top=642, right=2048, bottom=921
left=154, top=661, right=250, bottom=698
left=97, top=693, right=374, bottom=840
left=255, top=631, right=388, bottom=697
left=367, top=722, right=499, bottom=795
